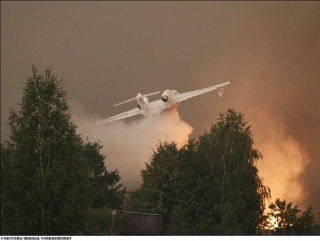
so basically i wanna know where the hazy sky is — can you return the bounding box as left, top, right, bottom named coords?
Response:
left=2, top=2, right=320, bottom=212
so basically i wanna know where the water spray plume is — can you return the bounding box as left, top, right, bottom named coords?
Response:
left=71, top=102, right=193, bottom=190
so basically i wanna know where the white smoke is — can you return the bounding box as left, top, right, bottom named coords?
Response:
left=71, top=102, right=193, bottom=190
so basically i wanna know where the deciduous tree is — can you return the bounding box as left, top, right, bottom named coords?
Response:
left=264, top=198, right=320, bottom=235
left=194, top=109, right=271, bottom=234
left=1, top=66, right=92, bottom=235
left=127, top=109, right=271, bottom=235
left=82, top=141, right=125, bottom=209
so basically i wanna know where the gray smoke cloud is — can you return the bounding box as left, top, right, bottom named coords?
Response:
left=1, top=1, right=319, bottom=212
left=194, top=44, right=319, bottom=210
left=71, top=102, right=193, bottom=190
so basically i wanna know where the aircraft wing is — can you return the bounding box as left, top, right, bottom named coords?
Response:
left=95, top=107, right=141, bottom=124
left=170, top=81, right=233, bottom=104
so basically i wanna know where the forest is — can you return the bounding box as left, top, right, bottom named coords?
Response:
left=1, top=67, right=319, bottom=235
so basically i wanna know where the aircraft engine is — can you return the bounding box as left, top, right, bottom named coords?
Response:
left=161, top=89, right=172, bottom=102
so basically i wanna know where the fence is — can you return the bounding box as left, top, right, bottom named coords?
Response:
left=112, top=210, right=165, bottom=235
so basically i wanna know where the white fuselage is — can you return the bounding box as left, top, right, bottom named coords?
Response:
left=136, top=90, right=180, bottom=117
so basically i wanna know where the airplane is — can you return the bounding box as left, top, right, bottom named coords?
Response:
left=97, top=81, right=233, bottom=124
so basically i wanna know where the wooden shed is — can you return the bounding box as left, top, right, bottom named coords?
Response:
left=112, top=210, right=165, bottom=235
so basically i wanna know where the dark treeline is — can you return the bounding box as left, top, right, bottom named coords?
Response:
left=1, top=67, right=124, bottom=235
left=1, top=67, right=319, bottom=235
left=127, top=109, right=271, bottom=235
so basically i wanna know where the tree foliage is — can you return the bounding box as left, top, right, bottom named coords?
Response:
left=1, top=66, right=90, bottom=235
left=263, top=198, right=320, bottom=235
left=1, top=66, right=127, bottom=235
left=127, top=109, right=271, bottom=235
left=82, top=141, right=125, bottom=210
left=128, top=142, right=180, bottom=214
